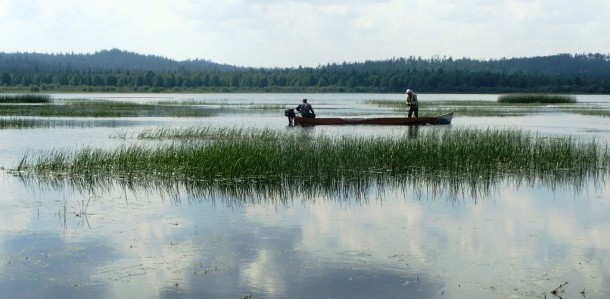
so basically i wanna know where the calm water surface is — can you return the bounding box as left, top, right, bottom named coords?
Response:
left=1, top=93, right=609, bottom=298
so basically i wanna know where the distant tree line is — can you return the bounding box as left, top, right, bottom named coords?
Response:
left=1, top=49, right=609, bottom=93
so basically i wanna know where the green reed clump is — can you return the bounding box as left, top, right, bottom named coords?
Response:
left=498, top=94, right=576, bottom=104
left=137, top=126, right=284, bottom=140
left=0, top=94, right=52, bottom=103
left=15, top=127, right=610, bottom=184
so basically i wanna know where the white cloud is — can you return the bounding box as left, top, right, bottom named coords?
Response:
left=0, top=0, right=609, bottom=67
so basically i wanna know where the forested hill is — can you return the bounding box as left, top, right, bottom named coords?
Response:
left=0, top=49, right=238, bottom=72
left=332, top=54, right=610, bottom=80
left=1, top=49, right=610, bottom=93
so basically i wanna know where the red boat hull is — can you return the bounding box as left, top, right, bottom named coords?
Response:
left=294, top=112, right=453, bottom=126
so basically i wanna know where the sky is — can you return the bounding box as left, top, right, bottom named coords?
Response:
left=1, top=0, right=609, bottom=68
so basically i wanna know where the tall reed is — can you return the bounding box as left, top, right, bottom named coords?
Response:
left=15, top=128, right=609, bottom=185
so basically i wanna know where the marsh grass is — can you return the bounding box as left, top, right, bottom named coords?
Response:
left=0, top=117, right=123, bottom=129
left=0, top=95, right=597, bottom=119
left=366, top=99, right=495, bottom=107
left=0, top=117, right=57, bottom=129
left=365, top=97, right=610, bottom=117
left=225, top=104, right=285, bottom=110
left=364, top=99, right=543, bottom=116
left=0, top=99, right=214, bottom=117
left=0, top=117, right=75, bottom=129
left=137, top=126, right=282, bottom=140
left=158, top=99, right=229, bottom=105
left=15, top=128, right=609, bottom=187
left=558, top=107, right=610, bottom=118
left=0, top=94, right=52, bottom=103
left=158, top=99, right=284, bottom=110
left=498, top=94, right=577, bottom=104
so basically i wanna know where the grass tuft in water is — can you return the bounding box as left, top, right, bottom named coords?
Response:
left=0, top=117, right=127, bottom=129
left=498, top=94, right=576, bottom=104
left=0, top=99, right=214, bottom=117
left=0, top=117, right=57, bottom=129
left=0, top=94, right=52, bottom=103
left=15, top=127, right=609, bottom=185
left=138, top=126, right=286, bottom=140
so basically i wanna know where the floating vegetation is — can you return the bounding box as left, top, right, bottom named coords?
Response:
left=13, top=127, right=610, bottom=200
left=558, top=107, right=610, bottom=118
left=366, top=99, right=508, bottom=108
left=0, top=117, right=125, bottom=129
left=366, top=96, right=610, bottom=117
left=363, top=99, right=406, bottom=108
left=0, top=94, right=52, bottom=103
left=137, top=126, right=283, bottom=140
left=366, top=97, right=604, bottom=118
left=0, top=95, right=598, bottom=120
left=158, top=99, right=284, bottom=110
left=364, top=99, right=542, bottom=117
left=0, top=117, right=58, bottom=129
left=497, top=94, right=577, bottom=104
left=0, top=99, right=214, bottom=117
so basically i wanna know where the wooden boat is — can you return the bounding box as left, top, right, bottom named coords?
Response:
left=291, top=112, right=453, bottom=126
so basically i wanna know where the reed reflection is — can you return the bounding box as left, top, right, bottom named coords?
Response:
left=13, top=167, right=603, bottom=205
left=8, top=170, right=610, bottom=298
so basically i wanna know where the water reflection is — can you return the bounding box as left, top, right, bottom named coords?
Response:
left=3, top=171, right=609, bottom=298
left=0, top=233, right=113, bottom=298
left=13, top=165, right=604, bottom=204
left=408, top=125, right=419, bottom=139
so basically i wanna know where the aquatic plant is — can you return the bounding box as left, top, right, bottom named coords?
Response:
left=364, top=99, right=547, bottom=116
left=497, top=94, right=577, bottom=104
left=559, top=107, right=610, bottom=118
left=138, top=126, right=286, bottom=140
left=0, top=99, right=214, bottom=117
left=0, top=117, right=58, bottom=129
left=14, top=127, right=609, bottom=187
left=0, top=94, right=52, bottom=103
left=157, top=99, right=284, bottom=110
left=0, top=117, right=123, bottom=129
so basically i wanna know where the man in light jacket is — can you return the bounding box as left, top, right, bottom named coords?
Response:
left=406, top=89, right=418, bottom=118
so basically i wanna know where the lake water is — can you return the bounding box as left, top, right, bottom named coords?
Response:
left=1, top=93, right=609, bottom=298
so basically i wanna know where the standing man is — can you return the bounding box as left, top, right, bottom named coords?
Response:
left=296, top=98, right=316, bottom=118
left=405, top=89, right=418, bottom=118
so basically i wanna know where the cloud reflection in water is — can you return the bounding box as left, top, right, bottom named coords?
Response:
left=1, top=171, right=609, bottom=298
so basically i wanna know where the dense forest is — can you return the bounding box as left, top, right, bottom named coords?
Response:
left=1, top=49, right=609, bottom=93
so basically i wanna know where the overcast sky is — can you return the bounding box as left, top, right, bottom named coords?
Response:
left=1, top=0, right=609, bottom=67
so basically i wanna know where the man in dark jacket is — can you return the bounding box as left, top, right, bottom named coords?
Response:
left=296, top=98, right=315, bottom=118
